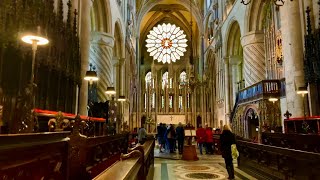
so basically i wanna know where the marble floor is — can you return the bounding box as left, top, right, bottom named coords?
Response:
left=153, top=146, right=257, bottom=180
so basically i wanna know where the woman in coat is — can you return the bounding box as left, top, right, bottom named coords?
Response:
left=220, top=125, right=236, bottom=180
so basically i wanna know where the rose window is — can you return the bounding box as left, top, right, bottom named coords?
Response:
left=145, top=23, right=188, bottom=64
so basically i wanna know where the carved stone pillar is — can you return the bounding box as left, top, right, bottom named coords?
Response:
left=281, top=1, right=305, bottom=117
left=79, top=0, right=92, bottom=115
left=241, top=31, right=265, bottom=86
left=90, top=32, right=114, bottom=102
left=224, top=57, right=230, bottom=123
left=229, top=56, right=241, bottom=105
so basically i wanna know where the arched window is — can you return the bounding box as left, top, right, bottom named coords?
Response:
left=145, top=72, right=152, bottom=89
left=162, top=71, right=168, bottom=89
left=180, top=71, right=187, bottom=86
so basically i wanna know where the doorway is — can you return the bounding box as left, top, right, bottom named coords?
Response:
left=196, top=115, right=202, bottom=128
left=245, top=108, right=259, bottom=141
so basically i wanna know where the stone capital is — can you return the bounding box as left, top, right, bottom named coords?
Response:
left=229, top=55, right=242, bottom=65
left=91, top=32, right=114, bottom=48
left=241, top=31, right=264, bottom=47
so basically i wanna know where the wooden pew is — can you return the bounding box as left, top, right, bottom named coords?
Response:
left=0, top=115, right=130, bottom=180
left=261, top=132, right=320, bottom=153
left=0, top=132, right=70, bottom=180
left=93, top=138, right=155, bottom=180
left=237, top=140, right=320, bottom=179
left=68, top=116, right=129, bottom=179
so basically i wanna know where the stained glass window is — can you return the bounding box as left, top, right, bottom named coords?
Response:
left=162, top=71, right=168, bottom=89
left=145, top=72, right=152, bottom=89
left=161, top=95, right=164, bottom=108
left=180, top=71, right=187, bottom=85
left=179, top=95, right=183, bottom=110
left=146, top=23, right=188, bottom=64
left=169, top=95, right=173, bottom=108
left=151, top=93, right=155, bottom=109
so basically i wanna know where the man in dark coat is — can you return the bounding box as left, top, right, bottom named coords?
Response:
left=220, top=124, right=236, bottom=180
left=175, top=122, right=185, bottom=154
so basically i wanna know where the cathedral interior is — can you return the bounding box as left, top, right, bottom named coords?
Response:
left=1, top=0, right=320, bottom=179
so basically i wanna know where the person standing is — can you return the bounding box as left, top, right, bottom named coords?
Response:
left=205, top=124, right=214, bottom=154
left=220, top=125, right=236, bottom=180
left=138, top=124, right=147, bottom=145
left=157, top=123, right=165, bottom=152
left=196, top=124, right=206, bottom=155
left=176, top=122, right=185, bottom=154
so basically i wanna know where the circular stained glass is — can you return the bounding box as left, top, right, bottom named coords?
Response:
left=145, top=23, right=188, bottom=64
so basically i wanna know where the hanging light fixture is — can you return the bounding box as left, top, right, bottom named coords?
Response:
left=241, top=0, right=286, bottom=6
left=84, top=71, right=98, bottom=81
left=118, top=95, right=126, bottom=101
left=84, top=64, right=98, bottom=82
left=105, top=87, right=116, bottom=95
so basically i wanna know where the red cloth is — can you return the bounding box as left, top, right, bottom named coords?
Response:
left=205, top=128, right=213, bottom=143
left=196, top=128, right=206, bottom=143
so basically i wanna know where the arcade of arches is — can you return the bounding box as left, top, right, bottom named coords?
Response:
left=1, top=0, right=320, bottom=179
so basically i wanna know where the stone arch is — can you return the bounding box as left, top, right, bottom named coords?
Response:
left=243, top=104, right=260, bottom=140
left=245, top=0, right=267, bottom=33
left=113, top=20, right=125, bottom=97
left=90, top=0, right=111, bottom=33
left=225, top=21, right=244, bottom=106
left=89, top=0, right=112, bottom=102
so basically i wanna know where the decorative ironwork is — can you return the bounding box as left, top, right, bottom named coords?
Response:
left=241, top=0, right=287, bottom=6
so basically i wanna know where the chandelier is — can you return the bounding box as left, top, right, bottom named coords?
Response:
left=145, top=23, right=188, bottom=64
left=241, top=0, right=287, bottom=6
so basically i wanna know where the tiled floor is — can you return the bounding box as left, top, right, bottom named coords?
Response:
left=153, top=146, right=257, bottom=180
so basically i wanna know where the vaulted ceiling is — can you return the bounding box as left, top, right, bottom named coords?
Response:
left=138, top=0, right=202, bottom=67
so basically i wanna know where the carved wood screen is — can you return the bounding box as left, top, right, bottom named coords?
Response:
left=0, top=0, right=81, bottom=133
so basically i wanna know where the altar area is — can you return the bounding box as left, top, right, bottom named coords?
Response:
left=156, top=115, right=186, bottom=125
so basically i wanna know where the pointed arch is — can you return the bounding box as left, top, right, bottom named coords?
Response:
left=90, top=0, right=111, bottom=33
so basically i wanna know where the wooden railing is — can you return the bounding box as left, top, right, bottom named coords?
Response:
left=237, top=140, right=320, bottom=179
left=0, top=115, right=130, bottom=180
left=238, top=80, right=281, bottom=104
left=261, top=132, right=320, bottom=153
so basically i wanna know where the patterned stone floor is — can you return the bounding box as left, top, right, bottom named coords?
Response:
left=153, top=145, right=257, bottom=180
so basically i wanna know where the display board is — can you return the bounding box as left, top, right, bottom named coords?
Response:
left=157, top=115, right=186, bottom=125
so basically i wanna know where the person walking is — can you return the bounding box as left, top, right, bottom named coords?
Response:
left=196, top=124, right=206, bottom=155
left=205, top=124, right=214, bottom=154
left=220, top=125, right=236, bottom=180
left=176, top=122, right=185, bottom=154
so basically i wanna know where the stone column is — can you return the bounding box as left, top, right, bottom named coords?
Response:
left=241, top=31, right=265, bottom=86
left=79, top=0, right=92, bottom=115
left=281, top=1, right=305, bottom=117
left=120, top=58, right=126, bottom=96
left=224, top=57, right=230, bottom=123
left=90, top=32, right=114, bottom=102
left=113, top=57, right=120, bottom=98
left=229, top=56, right=241, bottom=105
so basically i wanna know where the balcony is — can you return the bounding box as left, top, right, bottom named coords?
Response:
left=238, top=80, right=281, bottom=104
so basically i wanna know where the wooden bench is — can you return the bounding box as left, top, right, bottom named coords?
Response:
left=93, top=138, right=155, bottom=180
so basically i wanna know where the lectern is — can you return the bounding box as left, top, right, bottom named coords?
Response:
left=182, top=129, right=198, bottom=161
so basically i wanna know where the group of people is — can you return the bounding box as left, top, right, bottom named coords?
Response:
left=155, top=122, right=236, bottom=180
left=196, top=124, right=214, bottom=155
left=157, top=122, right=185, bottom=154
